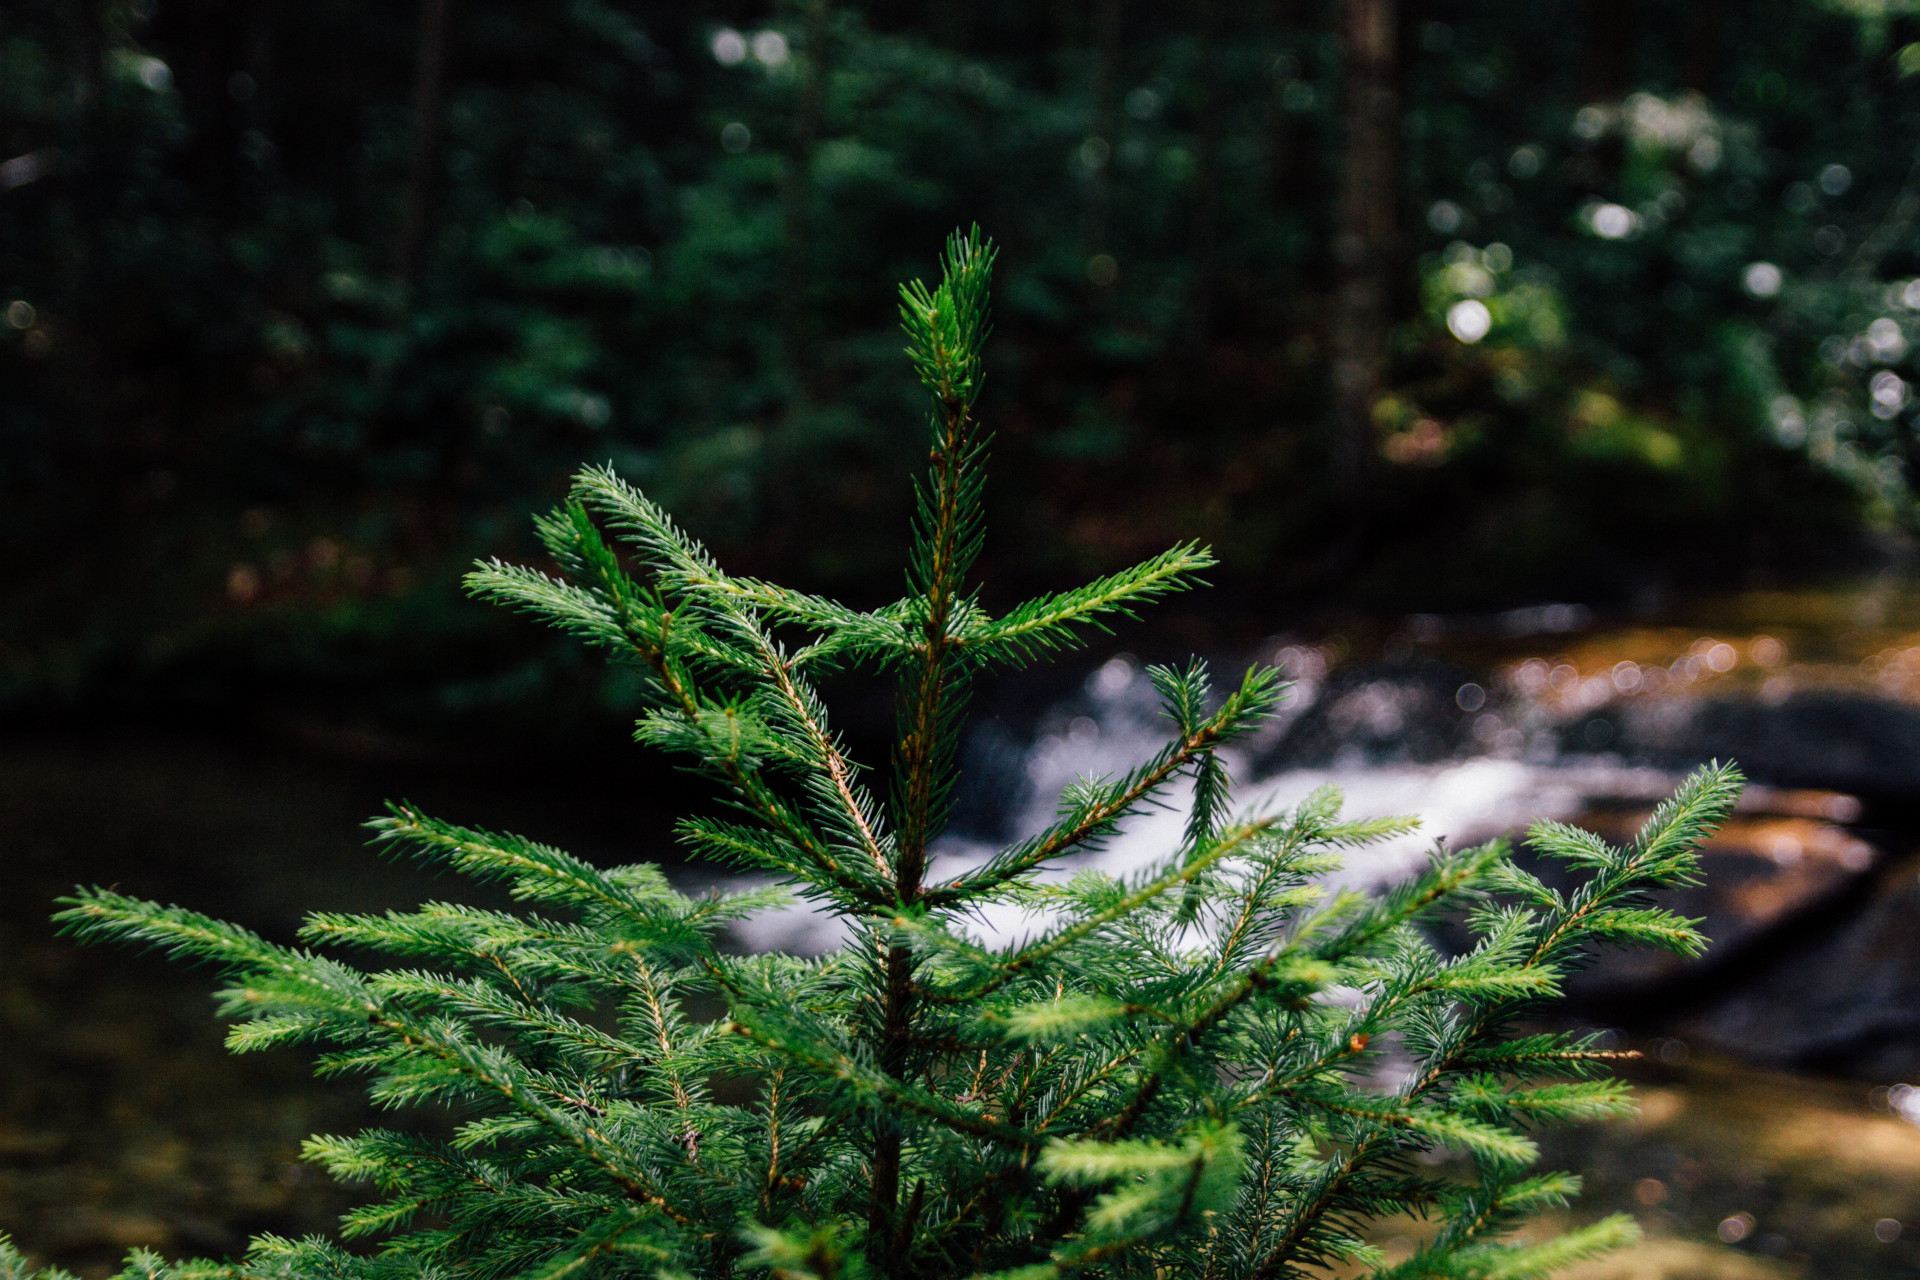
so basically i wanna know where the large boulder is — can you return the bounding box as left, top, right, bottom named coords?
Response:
left=1617, top=692, right=1920, bottom=802
left=1671, top=852, right=1920, bottom=1079
left=1547, top=788, right=1876, bottom=1006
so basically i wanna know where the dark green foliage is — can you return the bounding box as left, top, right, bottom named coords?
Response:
left=0, top=0, right=1905, bottom=719
left=16, top=236, right=1745, bottom=1280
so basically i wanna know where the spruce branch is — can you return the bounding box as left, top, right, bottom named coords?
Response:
left=927, top=664, right=1285, bottom=907
left=34, top=234, right=1740, bottom=1280
left=962, top=543, right=1217, bottom=664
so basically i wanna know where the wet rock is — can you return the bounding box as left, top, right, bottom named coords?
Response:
left=1672, top=849, right=1920, bottom=1079
left=1251, top=658, right=1503, bottom=771
left=1551, top=790, right=1879, bottom=1001
left=949, top=717, right=1034, bottom=840
left=1619, top=692, right=1920, bottom=800
left=1484, top=766, right=1920, bottom=1079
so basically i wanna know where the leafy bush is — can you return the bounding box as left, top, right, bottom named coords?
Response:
left=11, top=233, right=1742, bottom=1280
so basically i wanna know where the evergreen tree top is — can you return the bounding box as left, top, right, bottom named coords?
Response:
left=13, top=230, right=1743, bottom=1280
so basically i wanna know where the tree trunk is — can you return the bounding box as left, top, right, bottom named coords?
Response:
left=783, top=0, right=831, bottom=400
left=1330, top=0, right=1397, bottom=491
left=1583, top=0, right=1637, bottom=103
left=240, top=1, right=275, bottom=125
left=72, top=0, right=106, bottom=102
left=1684, top=0, right=1724, bottom=94
left=398, top=0, right=454, bottom=290
left=1085, top=0, right=1121, bottom=267
left=1187, top=0, right=1220, bottom=345
left=180, top=0, right=237, bottom=200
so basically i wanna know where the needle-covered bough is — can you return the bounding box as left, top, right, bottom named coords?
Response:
left=19, top=230, right=1742, bottom=1280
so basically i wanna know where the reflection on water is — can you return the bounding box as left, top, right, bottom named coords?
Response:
left=1347, top=1050, right=1920, bottom=1279
left=0, top=734, right=681, bottom=1276
left=11, top=578, right=1920, bottom=1277
left=1540, top=1052, right=1920, bottom=1278
left=0, top=738, right=406, bottom=1274
left=0, top=946, right=365, bottom=1270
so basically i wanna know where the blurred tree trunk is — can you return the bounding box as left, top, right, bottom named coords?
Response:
left=179, top=0, right=238, bottom=201
left=1085, top=0, right=1121, bottom=268
left=1330, top=0, right=1396, bottom=491
left=784, top=0, right=831, bottom=400
left=240, top=2, right=275, bottom=122
left=1581, top=0, right=1634, bottom=180
left=1584, top=0, right=1637, bottom=102
left=398, top=0, right=453, bottom=290
left=71, top=0, right=105, bottom=101
left=1684, top=0, right=1724, bottom=93
left=1264, top=0, right=1312, bottom=208
left=1187, top=0, right=1220, bottom=346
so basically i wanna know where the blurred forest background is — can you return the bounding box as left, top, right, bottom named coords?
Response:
left=2, top=0, right=1916, bottom=740
left=21, top=8, right=1920, bottom=1276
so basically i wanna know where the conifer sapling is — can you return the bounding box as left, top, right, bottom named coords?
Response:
left=13, top=229, right=1742, bottom=1280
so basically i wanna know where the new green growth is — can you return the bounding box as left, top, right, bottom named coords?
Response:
left=9, top=231, right=1741, bottom=1280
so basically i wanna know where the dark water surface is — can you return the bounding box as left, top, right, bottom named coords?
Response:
left=0, top=731, right=693, bottom=1275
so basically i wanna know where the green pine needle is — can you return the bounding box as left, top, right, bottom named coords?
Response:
left=32, top=233, right=1742, bottom=1280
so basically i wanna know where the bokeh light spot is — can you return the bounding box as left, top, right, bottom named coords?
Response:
left=1446, top=299, right=1491, bottom=343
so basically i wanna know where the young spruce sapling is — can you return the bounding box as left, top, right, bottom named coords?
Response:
left=17, top=230, right=1741, bottom=1280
